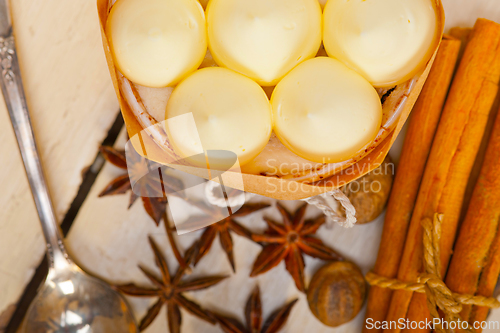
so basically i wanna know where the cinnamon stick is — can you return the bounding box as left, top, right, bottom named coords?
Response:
left=445, top=104, right=500, bottom=332
left=363, top=37, right=461, bottom=333
left=447, top=27, right=500, bottom=226
left=470, top=224, right=500, bottom=331
left=448, top=27, right=472, bottom=61
left=383, top=18, right=500, bottom=333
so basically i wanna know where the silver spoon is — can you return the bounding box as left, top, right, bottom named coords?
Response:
left=0, top=2, right=138, bottom=332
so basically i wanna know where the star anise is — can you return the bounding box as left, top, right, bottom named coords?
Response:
left=193, top=203, right=271, bottom=272
left=214, top=285, right=298, bottom=333
left=250, top=203, right=343, bottom=292
left=115, top=237, right=227, bottom=332
left=164, top=212, right=189, bottom=271
left=98, top=146, right=183, bottom=225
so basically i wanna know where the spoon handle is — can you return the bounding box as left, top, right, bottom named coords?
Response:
left=0, top=29, right=69, bottom=270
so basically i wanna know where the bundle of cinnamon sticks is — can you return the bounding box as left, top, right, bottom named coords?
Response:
left=365, top=18, right=500, bottom=333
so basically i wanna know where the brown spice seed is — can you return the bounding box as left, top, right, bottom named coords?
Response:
left=341, top=156, right=394, bottom=224
left=307, top=261, right=366, bottom=327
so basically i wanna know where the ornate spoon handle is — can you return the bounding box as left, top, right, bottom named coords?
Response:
left=0, top=30, right=69, bottom=270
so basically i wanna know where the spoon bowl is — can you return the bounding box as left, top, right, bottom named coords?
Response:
left=23, top=264, right=137, bottom=333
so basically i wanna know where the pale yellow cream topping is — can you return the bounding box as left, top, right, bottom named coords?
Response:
left=206, top=0, right=322, bottom=86
left=165, top=67, right=273, bottom=166
left=271, top=57, right=382, bottom=163
left=107, top=0, right=207, bottom=88
left=323, top=0, right=437, bottom=87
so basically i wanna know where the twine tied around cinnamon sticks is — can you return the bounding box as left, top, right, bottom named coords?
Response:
left=366, top=214, right=500, bottom=333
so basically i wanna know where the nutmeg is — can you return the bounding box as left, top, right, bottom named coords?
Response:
left=341, top=156, right=394, bottom=224
left=307, top=261, right=366, bottom=327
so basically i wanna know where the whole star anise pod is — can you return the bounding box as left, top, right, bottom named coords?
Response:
left=193, top=203, right=271, bottom=272
left=214, top=285, right=298, bottom=333
left=115, top=237, right=227, bottom=332
left=98, top=146, right=183, bottom=225
left=250, top=203, right=343, bottom=292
